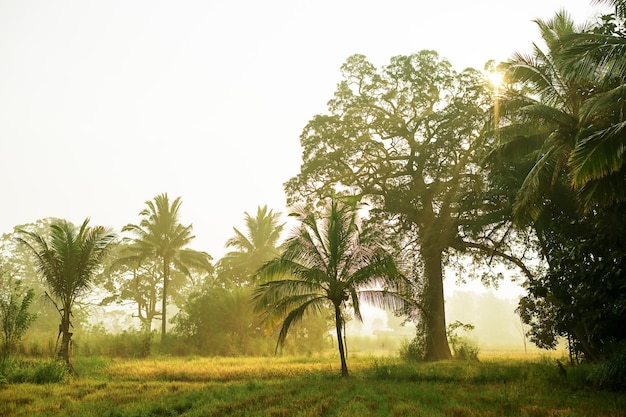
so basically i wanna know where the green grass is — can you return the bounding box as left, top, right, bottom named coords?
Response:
left=1, top=355, right=624, bottom=416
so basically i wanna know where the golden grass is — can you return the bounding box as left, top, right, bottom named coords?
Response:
left=1, top=354, right=624, bottom=417
left=103, top=356, right=373, bottom=382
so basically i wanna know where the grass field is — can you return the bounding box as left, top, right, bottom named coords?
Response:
left=1, top=354, right=625, bottom=417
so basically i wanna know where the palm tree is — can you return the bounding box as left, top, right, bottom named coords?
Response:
left=557, top=1, right=626, bottom=209
left=16, top=219, right=116, bottom=367
left=218, top=205, right=284, bottom=285
left=253, top=200, right=404, bottom=377
left=497, top=11, right=597, bottom=221
left=123, top=193, right=212, bottom=341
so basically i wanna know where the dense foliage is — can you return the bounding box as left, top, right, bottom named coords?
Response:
left=492, top=8, right=626, bottom=362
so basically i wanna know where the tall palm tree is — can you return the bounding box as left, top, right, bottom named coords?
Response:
left=123, top=193, right=212, bottom=340
left=253, top=200, right=404, bottom=377
left=557, top=1, right=626, bottom=209
left=497, top=11, right=596, bottom=221
left=16, top=219, right=116, bottom=367
left=218, top=205, right=284, bottom=285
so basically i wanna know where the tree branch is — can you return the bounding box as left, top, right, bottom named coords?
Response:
left=461, top=241, right=534, bottom=281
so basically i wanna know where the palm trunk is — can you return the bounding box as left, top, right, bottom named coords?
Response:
left=422, top=246, right=452, bottom=361
left=334, top=304, right=349, bottom=377
left=58, top=307, right=72, bottom=366
left=161, top=258, right=169, bottom=342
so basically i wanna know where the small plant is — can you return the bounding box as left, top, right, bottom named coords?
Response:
left=447, top=321, right=479, bottom=361
left=0, top=272, right=37, bottom=357
left=399, top=336, right=425, bottom=361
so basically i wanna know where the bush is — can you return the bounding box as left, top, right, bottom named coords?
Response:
left=76, top=329, right=155, bottom=358
left=399, top=337, right=425, bottom=362
left=448, top=321, right=480, bottom=361
left=591, top=349, right=626, bottom=391
left=0, top=358, right=68, bottom=384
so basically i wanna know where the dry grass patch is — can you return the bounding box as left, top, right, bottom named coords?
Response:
left=104, top=356, right=369, bottom=382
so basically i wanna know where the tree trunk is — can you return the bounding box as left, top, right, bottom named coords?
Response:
left=58, top=308, right=72, bottom=366
left=161, top=258, right=169, bottom=342
left=334, top=305, right=349, bottom=377
left=422, top=246, right=452, bottom=361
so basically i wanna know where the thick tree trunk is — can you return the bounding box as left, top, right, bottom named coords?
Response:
left=422, top=247, right=452, bottom=361
left=334, top=305, right=349, bottom=377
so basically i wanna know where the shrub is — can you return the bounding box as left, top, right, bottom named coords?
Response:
left=591, top=349, right=626, bottom=391
left=399, top=336, right=425, bottom=361
left=0, top=358, right=68, bottom=384
left=447, top=321, right=479, bottom=361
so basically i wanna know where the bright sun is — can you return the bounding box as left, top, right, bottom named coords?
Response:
left=488, top=71, right=504, bottom=89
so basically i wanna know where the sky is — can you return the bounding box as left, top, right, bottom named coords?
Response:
left=0, top=0, right=612, bottom=266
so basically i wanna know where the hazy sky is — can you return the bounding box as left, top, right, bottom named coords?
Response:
left=0, top=0, right=611, bottom=264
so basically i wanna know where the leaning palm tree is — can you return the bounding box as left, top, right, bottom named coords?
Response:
left=16, top=219, right=116, bottom=368
left=253, top=200, right=404, bottom=377
left=123, top=193, right=212, bottom=341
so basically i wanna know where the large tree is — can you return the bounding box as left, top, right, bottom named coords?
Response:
left=254, top=200, right=404, bottom=376
left=285, top=52, right=517, bottom=360
left=16, top=219, right=116, bottom=367
left=122, top=193, right=213, bottom=341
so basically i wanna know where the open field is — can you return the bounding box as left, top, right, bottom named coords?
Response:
left=1, top=354, right=625, bottom=417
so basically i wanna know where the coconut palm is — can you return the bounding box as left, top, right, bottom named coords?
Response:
left=497, top=11, right=597, bottom=221
left=253, top=200, right=404, bottom=377
left=218, top=205, right=285, bottom=285
left=16, top=219, right=116, bottom=367
left=123, top=193, right=212, bottom=340
left=557, top=1, right=626, bottom=209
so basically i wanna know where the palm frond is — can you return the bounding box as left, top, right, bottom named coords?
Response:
left=253, top=279, right=326, bottom=314
left=357, top=289, right=408, bottom=312
left=562, top=33, right=626, bottom=83
left=580, top=83, right=626, bottom=121
left=577, top=167, right=626, bottom=211
left=512, top=144, right=564, bottom=222
left=570, top=120, right=626, bottom=187
left=519, top=104, right=577, bottom=127
left=275, top=296, right=328, bottom=350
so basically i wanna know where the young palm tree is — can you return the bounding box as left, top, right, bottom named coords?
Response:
left=123, top=193, right=212, bottom=341
left=16, top=219, right=116, bottom=367
left=218, top=205, right=285, bottom=285
left=253, top=200, right=404, bottom=377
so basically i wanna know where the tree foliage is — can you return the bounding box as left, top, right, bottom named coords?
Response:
left=217, top=205, right=285, bottom=286
left=493, top=9, right=626, bottom=360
